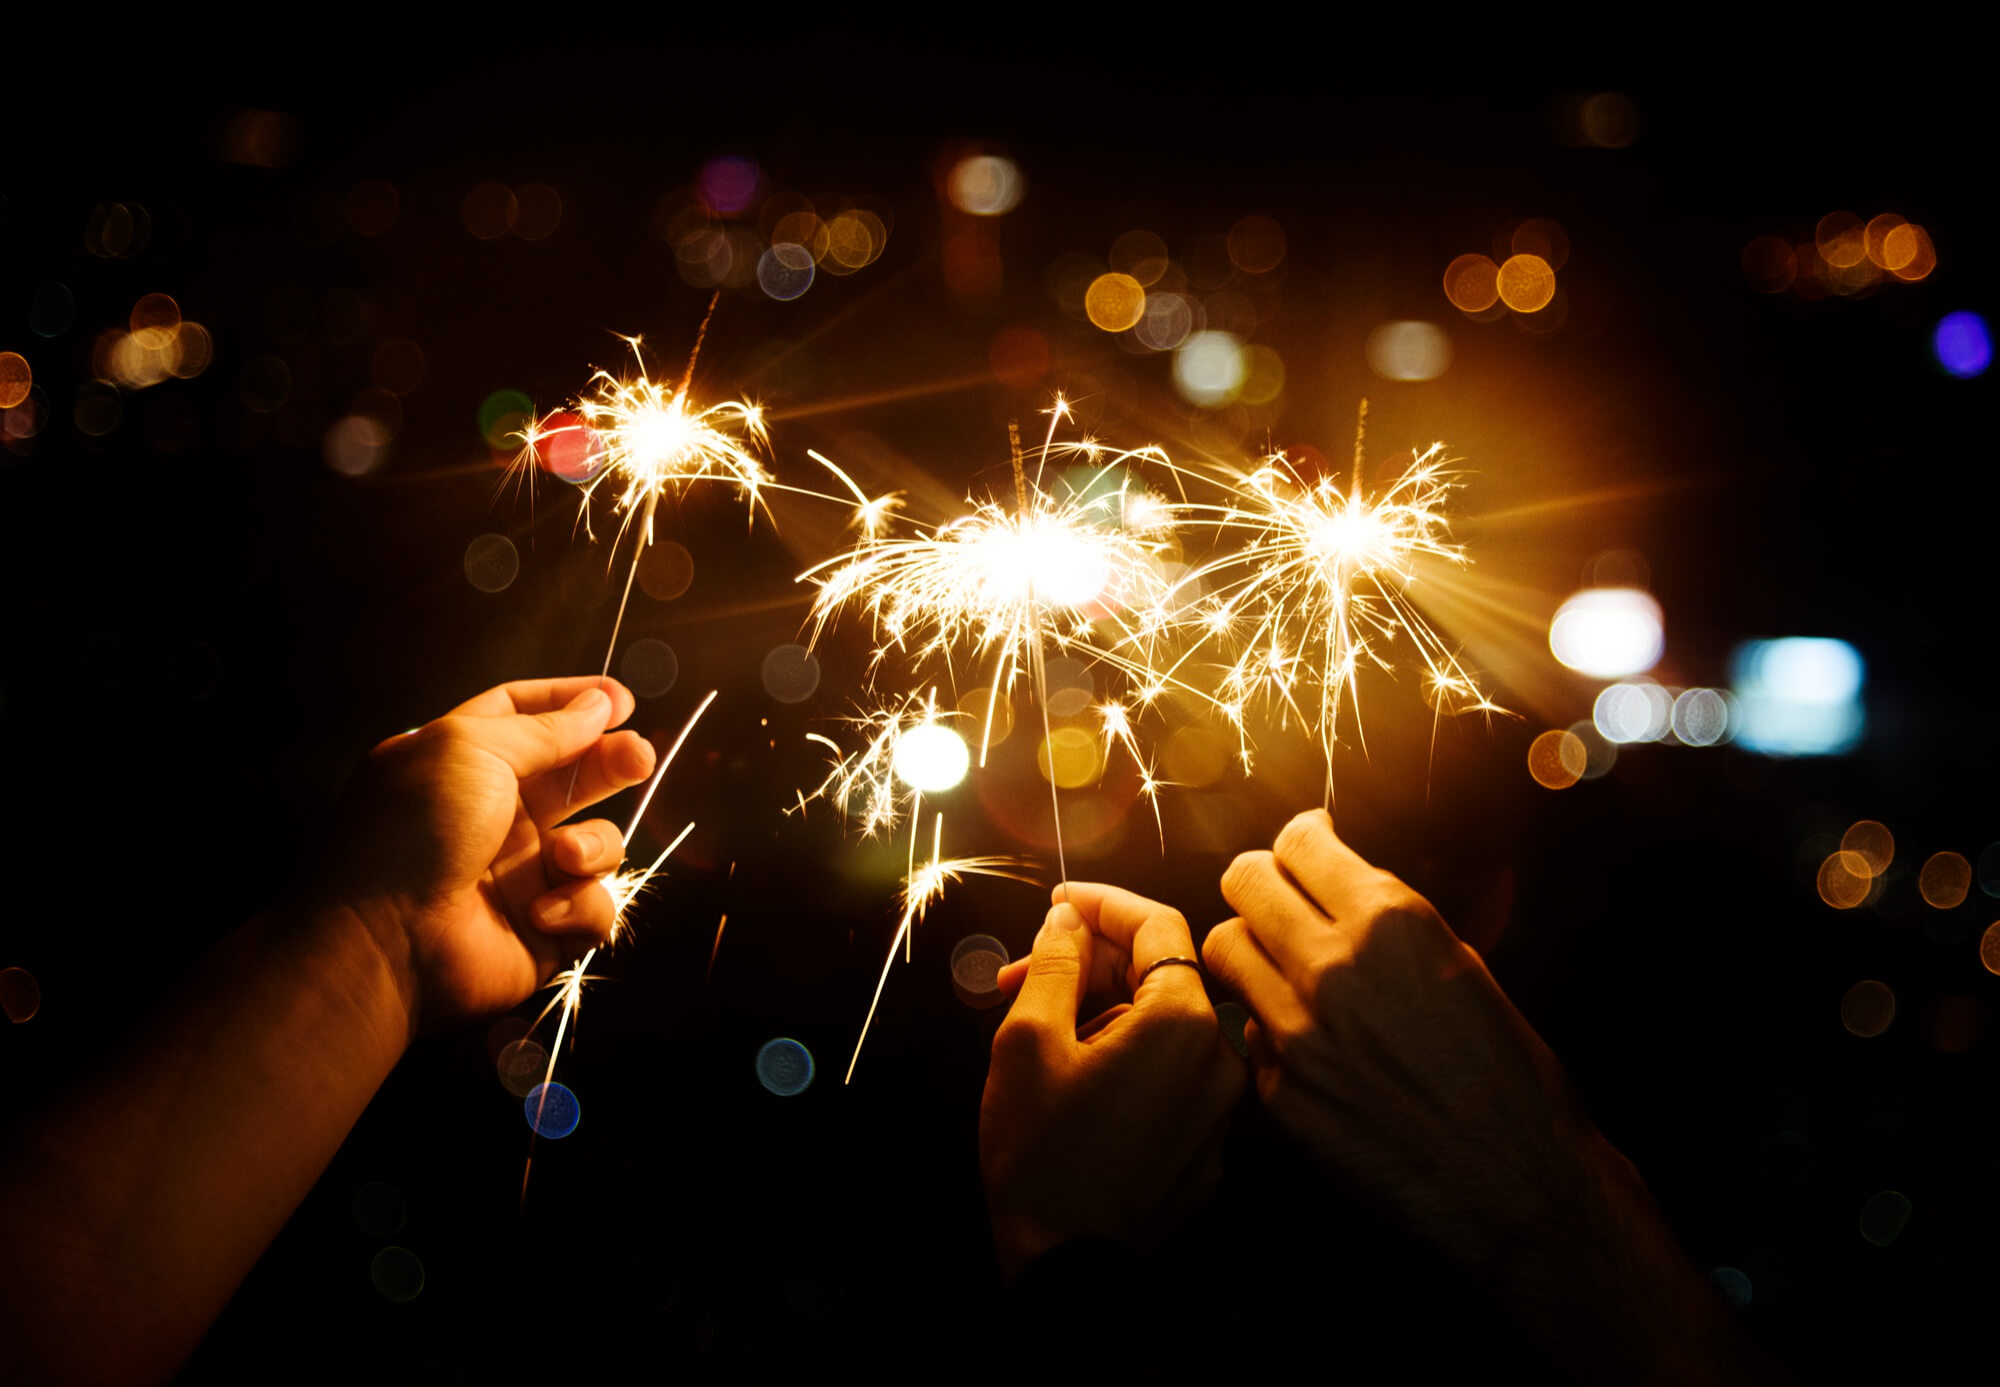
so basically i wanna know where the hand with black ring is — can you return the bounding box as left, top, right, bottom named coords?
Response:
left=980, top=884, right=1245, bottom=1280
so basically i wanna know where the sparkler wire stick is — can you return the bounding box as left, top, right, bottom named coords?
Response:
left=523, top=691, right=717, bottom=1196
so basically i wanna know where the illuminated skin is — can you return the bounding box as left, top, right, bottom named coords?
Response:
left=0, top=678, right=656, bottom=1386
left=982, top=884, right=1247, bottom=1279
left=1201, top=810, right=1780, bottom=1384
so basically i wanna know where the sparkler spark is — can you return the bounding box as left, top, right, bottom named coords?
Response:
left=844, top=812, right=1036, bottom=1084
left=1181, top=439, right=1502, bottom=790
left=522, top=691, right=716, bottom=1188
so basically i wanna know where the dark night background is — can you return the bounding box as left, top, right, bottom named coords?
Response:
left=3, top=32, right=1993, bottom=1382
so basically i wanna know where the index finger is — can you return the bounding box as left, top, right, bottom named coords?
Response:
left=452, top=676, right=637, bottom=725
left=1059, top=882, right=1205, bottom=1006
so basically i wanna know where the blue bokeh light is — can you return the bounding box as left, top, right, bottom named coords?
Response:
left=756, top=1038, right=815, bottom=1096
left=524, top=1082, right=581, bottom=1138
left=1729, top=638, right=1865, bottom=756
left=1933, top=311, right=1991, bottom=378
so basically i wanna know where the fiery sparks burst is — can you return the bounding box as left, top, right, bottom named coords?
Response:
left=1183, top=442, right=1502, bottom=780
left=800, top=405, right=1186, bottom=770
left=799, top=690, right=962, bottom=839
left=517, top=333, right=772, bottom=550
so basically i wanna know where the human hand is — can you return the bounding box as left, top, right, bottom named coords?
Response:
left=980, top=884, right=1245, bottom=1280
left=1204, top=809, right=1598, bottom=1261
left=312, top=676, right=658, bottom=1037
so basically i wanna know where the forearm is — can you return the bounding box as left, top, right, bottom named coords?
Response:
left=0, top=903, right=412, bottom=1385
left=1469, top=1132, right=1782, bottom=1386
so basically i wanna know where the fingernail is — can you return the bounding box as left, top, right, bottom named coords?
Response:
left=1044, top=904, right=1084, bottom=933
left=570, top=687, right=609, bottom=715
left=536, top=896, right=572, bottom=926
left=573, top=830, right=603, bottom=862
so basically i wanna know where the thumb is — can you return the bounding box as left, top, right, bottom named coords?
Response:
left=1005, top=903, right=1094, bottom=1042
left=471, top=686, right=616, bottom=779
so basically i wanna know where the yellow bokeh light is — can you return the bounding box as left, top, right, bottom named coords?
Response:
left=1841, top=980, right=1895, bottom=1038
left=172, top=323, right=213, bottom=379
left=1084, top=273, right=1147, bottom=332
left=1817, top=852, right=1872, bottom=909
left=1236, top=344, right=1286, bottom=405
left=129, top=292, right=180, bottom=348
left=1862, top=214, right=1908, bottom=268
left=1527, top=729, right=1587, bottom=789
left=1981, top=922, right=2000, bottom=977
left=1443, top=253, right=1500, bottom=312
left=892, top=723, right=971, bottom=792
left=1496, top=254, right=1556, bottom=313
left=1815, top=212, right=1867, bottom=269
left=0, top=352, right=29, bottom=410
left=826, top=210, right=887, bottom=269
left=1841, top=820, right=1894, bottom=877
left=771, top=211, right=828, bottom=264
left=957, top=685, right=1014, bottom=748
left=1036, top=727, right=1102, bottom=789
left=1919, top=851, right=1971, bottom=909
left=1884, top=224, right=1935, bottom=280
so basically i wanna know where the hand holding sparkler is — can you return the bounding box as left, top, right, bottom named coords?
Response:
left=1205, top=811, right=1776, bottom=1383
left=980, top=884, right=1246, bottom=1280
left=316, top=675, right=658, bottom=1035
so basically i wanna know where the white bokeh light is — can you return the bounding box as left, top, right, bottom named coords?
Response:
left=893, top=723, right=971, bottom=792
left=1549, top=587, right=1664, bottom=678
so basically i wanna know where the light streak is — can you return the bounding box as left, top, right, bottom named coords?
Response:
left=522, top=691, right=716, bottom=1192
left=844, top=813, right=1036, bottom=1084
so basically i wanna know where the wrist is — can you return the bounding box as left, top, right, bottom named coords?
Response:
left=291, top=893, right=423, bottom=1055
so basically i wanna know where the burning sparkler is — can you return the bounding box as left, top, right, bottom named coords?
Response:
left=1177, top=426, right=1502, bottom=796
left=799, top=400, right=1189, bottom=882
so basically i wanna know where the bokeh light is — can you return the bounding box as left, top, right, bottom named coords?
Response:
left=1979, top=922, right=2000, bottom=977
left=949, top=934, right=1009, bottom=1009
left=756, top=1038, right=814, bottom=1096
left=757, top=243, right=815, bottom=300
left=324, top=415, right=390, bottom=476
left=1110, top=229, right=1170, bottom=285
left=1133, top=293, right=1194, bottom=352
left=1841, top=980, right=1895, bottom=1037
left=892, top=723, right=970, bottom=792
left=463, top=534, right=519, bottom=593
left=0, top=353, right=29, bottom=410
left=1549, top=588, right=1664, bottom=678
left=1172, top=330, right=1245, bottom=407
left=698, top=156, right=762, bottom=214
left=1365, top=321, right=1452, bottom=381
left=1085, top=273, right=1147, bottom=332
left=370, top=1247, right=425, bottom=1302
left=532, top=410, right=607, bottom=484
left=1883, top=223, right=1935, bottom=280
left=1510, top=218, right=1570, bottom=270
left=1593, top=681, right=1673, bottom=744
left=461, top=181, right=517, bottom=240
left=1443, top=254, right=1500, bottom=313
left=761, top=645, right=821, bottom=703
left=1566, top=719, right=1618, bottom=780
left=524, top=1082, right=581, bottom=1138
left=1842, top=821, right=1895, bottom=877
left=0, top=966, right=41, bottom=1023
left=1526, top=729, right=1587, bottom=789
left=959, top=686, right=1014, bottom=747
left=1670, top=688, right=1733, bottom=746
left=1711, top=1268, right=1752, bottom=1310
left=1817, top=852, right=1873, bottom=909
left=1730, top=638, right=1864, bottom=756
left=1932, top=312, right=1991, bottom=379
left=1579, top=92, right=1640, bottom=147
left=497, top=1038, right=549, bottom=1097
left=513, top=183, right=562, bottom=241
left=947, top=155, right=1023, bottom=216
left=1919, top=852, right=1971, bottom=909
left=637, top=540, right=694, bottom=601
left=478, top=389, right=534, bottom=450
left=621, top=638, right=679, bottom=698
left=1496, top=254, right=1556, bottom=313
left=1037, top=727, right=1101, bottom=788
left=1858, top=1191, right=1913, bottom=1247
left=28, top=283, right=75, bottom=338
